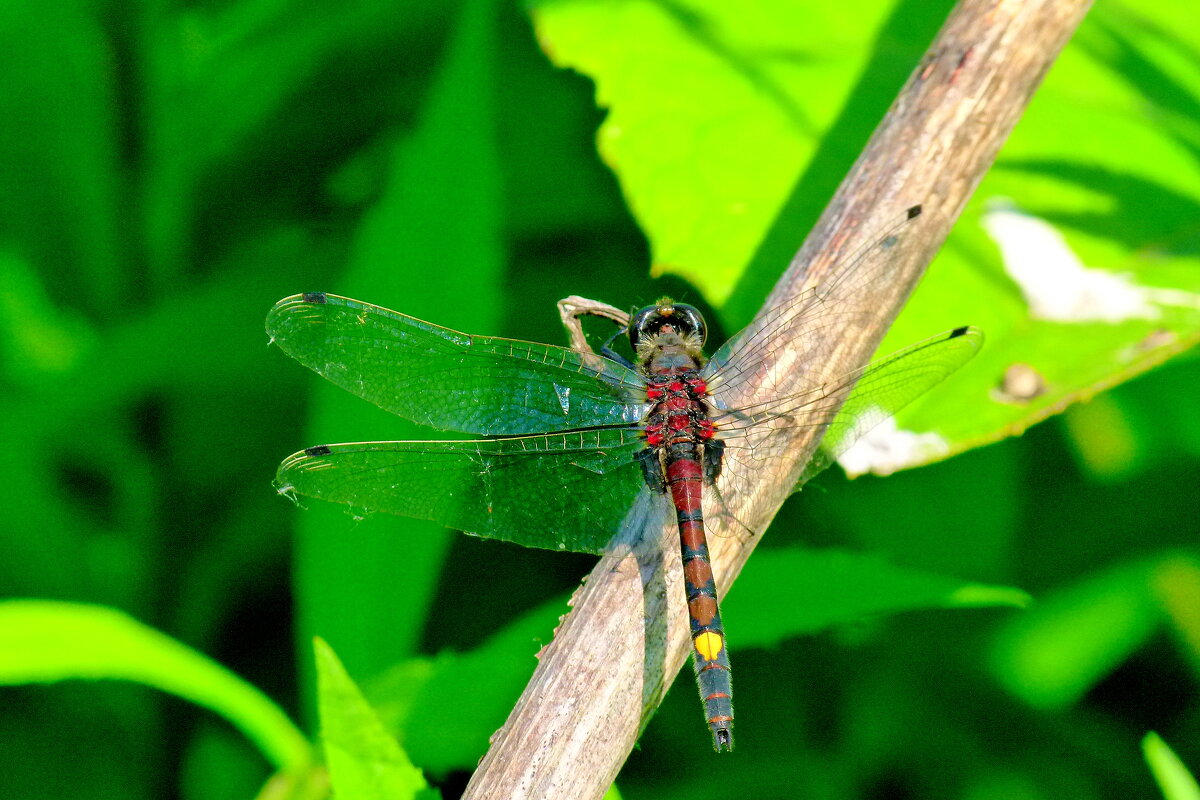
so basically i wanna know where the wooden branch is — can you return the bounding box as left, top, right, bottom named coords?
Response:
left=463, top=0, right=1091, bottom=797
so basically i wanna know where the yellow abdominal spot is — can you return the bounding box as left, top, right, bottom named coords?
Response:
left=694, top=631, right=724, bottom=661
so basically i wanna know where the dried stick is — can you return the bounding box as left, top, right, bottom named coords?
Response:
left=464, top=0, right=1091, bottom=797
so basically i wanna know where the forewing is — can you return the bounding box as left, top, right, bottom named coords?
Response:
left=711, top=327, right=983, bottom=492
left=703, top=207, right=924, bottom=402
left=276, top=429, right=647, bottom=555
left=267, top=293, right=649, bottom=436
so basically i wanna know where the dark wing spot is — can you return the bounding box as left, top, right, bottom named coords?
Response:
left=302, top=292, right=328, bottom=304
left=907, top=204, right=922, bottom=220
left=304, top=445, right=333, bottom=456
left=950, top=326, right=969, bottom=338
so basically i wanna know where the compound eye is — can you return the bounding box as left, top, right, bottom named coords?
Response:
left=628, top=304, right=659, bottom=349
left=672, top=303, right=707, bottom=345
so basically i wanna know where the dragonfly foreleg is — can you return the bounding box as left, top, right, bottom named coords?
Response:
left=557, top=295, right=635, bottom=367
left=600, top=326, right=633, bottom=368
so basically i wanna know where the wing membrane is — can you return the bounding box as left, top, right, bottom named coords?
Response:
left=704, top=207, right=925, bottom=402
left=267, top=293, right=649, bottom=436
left=276, top=428, right=646, bottom=554
left=710, top=327, right=983, bottom=491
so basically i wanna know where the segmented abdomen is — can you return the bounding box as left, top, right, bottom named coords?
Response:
left=666, top=448, right=734, bottom=751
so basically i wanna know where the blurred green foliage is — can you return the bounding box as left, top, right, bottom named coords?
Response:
left=1144, top=732, right=1200, bottom=800
left=0, top=0, right=1197, bottom=799
left=315, top=637, right=431, bottom=799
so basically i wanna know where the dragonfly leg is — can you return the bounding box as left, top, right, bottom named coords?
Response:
left=636, top=447, right=667, bottom=494
left=600, top=326, right=634, bottom=368
left=703, top=438, right=725, bottom=484
left=557, top=295, right=634, bottom=367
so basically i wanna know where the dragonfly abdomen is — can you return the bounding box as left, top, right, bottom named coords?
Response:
left=665, top=449, right=734, bottom=752
left=639, top=363, right=735, bottom=751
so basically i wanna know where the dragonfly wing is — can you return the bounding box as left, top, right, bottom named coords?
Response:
left=267, top=293, right=649, bottom=436
left=703, top=206, right=925, bottom=401
left=710, top=326, right=982, bottom=493
left=276, top=428, right=647, bottom=555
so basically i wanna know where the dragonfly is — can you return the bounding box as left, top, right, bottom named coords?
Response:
left=267, top=205, right=983, bottom=752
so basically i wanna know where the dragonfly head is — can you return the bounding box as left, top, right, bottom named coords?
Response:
left=630, top=298, right=708, bottom=369
left=630, top=298, right=707, bottom=347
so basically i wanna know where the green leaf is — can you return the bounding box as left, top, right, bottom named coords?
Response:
left=0, top=251, right=95, bottom=385
left=724, top=548, right=1028, bottom=648
left=1144, top=732, right=1200, bottom=800
left=363, top=547, right=1025, bottom=771
left=1152, top=554, right=1200, bottom=671
left=314, top=637, right=430, bottom=800
left=532, top=0, right=1200, bottom=475
left=0, top=2, right=122, bottom=314
left=140, top=0, right=445, bottom=284
left=0, top=600, right=310, bottom=772
left=533, top=0, right=901, bottom=307
left=368, top=597, right=565, bottom=773
left=295, top=0, right=504, bottom=696
left=989, top=557, right=1168, bottom=709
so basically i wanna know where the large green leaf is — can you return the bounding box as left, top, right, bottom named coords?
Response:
left=532, top=0, right=1200, bottom=475
left=294, top=0, right=504, bottom=695
left=533, top=0, right=901, bottom=306
left=0, top=601, right=310, bottom=772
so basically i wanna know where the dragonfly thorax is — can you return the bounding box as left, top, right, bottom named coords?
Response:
left=642, top=373, right=717, bottom=449
left=639, top=332, right=706, bottom=375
